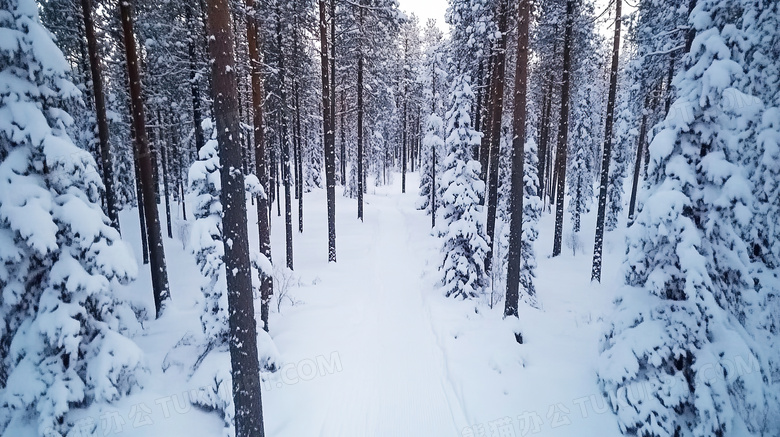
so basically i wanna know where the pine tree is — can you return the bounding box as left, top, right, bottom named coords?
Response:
left=436, top=75, right=489, bottom=300
left=598, top=0, right=780, bottom=434
left=0, top=1, right=145, bottom=434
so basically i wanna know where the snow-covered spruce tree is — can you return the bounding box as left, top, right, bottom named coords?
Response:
left=598, top=0, right=780, bottom=435
left=605, top=89, right=637, bottom=231
left=186, top=121, right=277, bottom=436
left=417, top=113, right=444, bottom=214
left=568, top=85, right=595, bottom=237
left=343, top=161, right=358, bottom=199
left=435, top=75, right=489, bottom=299
left=519, top=137, right=540, bottom=307
left=0, top=1, right=145, bottom=435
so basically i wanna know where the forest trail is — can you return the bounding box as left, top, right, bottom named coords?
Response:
left=264, top=177, right=469, bottom=436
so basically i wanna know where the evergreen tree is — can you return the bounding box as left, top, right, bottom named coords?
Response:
left=436, top=75, right=489, bottom=300
left=598, top=0, right=780, bottom=434
left=0, top=1, right=145, bottom=434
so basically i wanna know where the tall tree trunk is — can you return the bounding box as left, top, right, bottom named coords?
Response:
left=173, top=125, right=187, bottom=221
left=591, top=0, right=622, bottom=282
left=479, top=54, right=495, bottom=183
left=246, top=0, right=273, bottom=331
left=340, top=91, right=346, bottom=185
left=133, top=141, right=150, bottom=265
left=628, top=94, right=650, bottom=224
left=430, top=62, right=437, bottom=229
left=551, top=0, right=575, bottom=257
left=401, top=35, right=408, bottom=194
left=187, top=3, right=204, bottom=154
left=357, top=45, right=365, bottom=220
left=80, top=0, right=119, bottom=230
left=485, top=0, right=508, bottom=276
left=319, top=0, right=337, bottom=262
left=206, top=0, right=266, bottom=434
left=276, top=10, right=294, bottom=270
left=295, top=82, right=304, bottom=233
left=505, top=0, right=530, bottom=324
left=537, top=78, right=552, bottom=206
left=120, top=0, right=170, bottom=317
left=160, top=116, right=173, bottom=239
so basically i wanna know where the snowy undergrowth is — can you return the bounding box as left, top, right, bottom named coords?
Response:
left=424, top=205, right=625, bottom=437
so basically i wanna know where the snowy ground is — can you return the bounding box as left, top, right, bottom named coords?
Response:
left=74, top=172, right=628, bottom=437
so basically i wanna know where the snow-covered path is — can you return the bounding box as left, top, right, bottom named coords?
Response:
left=265, top=185, right=468, bottom=436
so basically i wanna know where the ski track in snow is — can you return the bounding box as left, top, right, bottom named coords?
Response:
left=266, top=185, right=468, bottom=437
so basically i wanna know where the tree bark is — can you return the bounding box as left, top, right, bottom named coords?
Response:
left=275, top=10, right=294, bottom=271
left=484, top=0, right=508, bottom=277
left=246, top=0, right=273, bottom=331
left=205, top=0, right=266, bottom=433
left=401, top=34, right=408, bottom=193
left=591, top=0, right=622, bottom=282
left=505, top=0, right=530, bottom=324
left=551, top=0, right=575, bottom=258
left=133, top=139, right=149, bottom=265
left=627, top=94, right=650, bottom=224
left=80, top=0, right=119, bottom=230
left=294, top=82, right=304, bottom=233
left=430, top=61, right=437, bottom=229
left=120, top=0, right=170, bottom=317
left=160, top=116, right=173, bottom=239
left=357, top=2, right=364, bottom=222
left=340, top=91, right=346, bottom=185
left=319, top=0, right=337, bottom=262
left=537, top=78, right=552, bottom=206
left=479, top=54, right=495, bottom=183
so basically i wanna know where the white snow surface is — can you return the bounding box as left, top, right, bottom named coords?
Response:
left=48, top=172, right=627, bottom=437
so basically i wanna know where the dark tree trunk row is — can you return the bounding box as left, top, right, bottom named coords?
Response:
left=551, top=0, right=575, bottom=258
left=484, top=0, right=508, bottom=277
left=120, top=0, right=170, bottom=317
left=80, top=0, right=119, bottom=230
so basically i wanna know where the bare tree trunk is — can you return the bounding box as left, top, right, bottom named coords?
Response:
left=356, top=1, right=365, bottom=219
left=537, top=78, right=552, bottom=206
left=246, top=0, right=273, bottom=331
left=275, top=10, right=294, bottom=270
left=80, top=0, right=119, bottom=230
left=628, top=94, right=650, bottom=224
left=120, top=0, right=170, bottom=317
left=357, top=49, right=365, bottom=220
left=294, top=82, right=304, bottom=233
left=551, top=0, right=575, bottom=258
left=505, top=0, right=531, bottom=328
left=160, top=116, right=173, bottom=239
left=591, top=0, right=622, bottom=282
left=320, top=0, right=337, bottom=262
left=340, top=91, right=346, bottom=185
left=430, top=62, right=437, bottom=229
left=479, top=54, right=495, bottom=183
left=485, top=0, right=508, bottom=276
left=133, top=142, right=149, bottom=265
left=401, top=34, right=408, bottom=194
left=206, top=0, right=266, bottom=433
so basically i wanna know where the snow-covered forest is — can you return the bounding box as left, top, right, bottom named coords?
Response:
left=0, top=0, right=778, bottom=435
